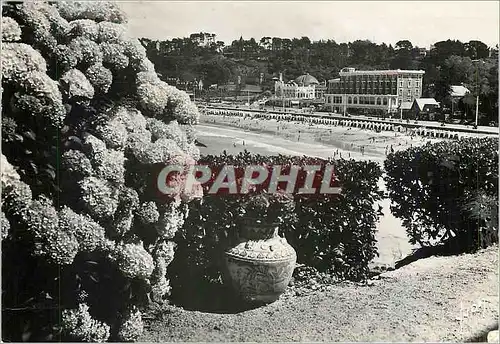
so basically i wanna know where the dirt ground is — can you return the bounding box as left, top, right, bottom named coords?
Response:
left=142, top=246, right=498, bottom=342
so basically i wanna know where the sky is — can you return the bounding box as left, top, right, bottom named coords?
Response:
left=118, top=1, right=500, bottom=48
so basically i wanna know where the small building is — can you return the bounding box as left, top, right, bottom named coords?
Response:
left=450, top=85, right=470, bottom=98
left=398, top=101, right=413, bottom=118
left=410, top=98, right=440, bottom=120
left=274, top=73, right=320, bottom=100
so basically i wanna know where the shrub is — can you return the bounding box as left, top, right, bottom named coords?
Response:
left=2, top=1, right=200, bottom=341
left=384, top=137, right=498, bottom=251
left=168, top=152, right=383, bottom=307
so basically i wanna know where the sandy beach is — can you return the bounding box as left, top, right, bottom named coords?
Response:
left=195, top=117, right=430, bottom=268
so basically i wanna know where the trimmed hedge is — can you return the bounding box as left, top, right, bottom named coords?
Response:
left=168, top=152, right=383, bottom=307
left=384, top=137, right=499, bottom=250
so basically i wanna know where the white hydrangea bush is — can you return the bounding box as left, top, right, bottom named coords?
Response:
left=1, top=1, right=203, bottom=341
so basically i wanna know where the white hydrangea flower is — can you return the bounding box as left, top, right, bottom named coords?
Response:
left=135, top=71, right=160, bottom=86
left=134, top=57, right=156, bottom=73
left=136, top=201, right=160, bottom=225
left=84, top=63, right=113, bottom=94
left=60, top=68, right=95, bottom=99
left=61, top=303, right=111, bottom=342
left=14, top=71, right=66, bottom=127
left=68, top=36, right=103, bottom=66
left=17, top=2, right=58, bottom=52
left=61, top=150, right=94, bottom=178
left=100, top=42, right=129, bottom=70
left=53, top=44, right=79, bottom=72
left=155, top=202, right=185, bottom=239
left=58, top=206, right=106, bottom=253
left=136, top=82, right=171, bottom=117
left=117, top=307, right=144, bottom=342
left=1, top=211, right=11, bottom=240
left=123, top=38, right=147, bottom=63
left=93, top=149, right=126, bottom=185
left=1, top=43, right=47, bottom=82
left=79, top=176, right=120, bottom=221
left=150, top=277, right=171, bottom=302
left=180, top=124, right=197, bottom=144
left=153, top=239, right=176, bottom=264
left=98, top=21, right=128, bottom=43
left=1, top=154, right=21, bottom=189
left=56, top=1, right=127, bottom=24
left=2, top=17, right=22, bottom=42
left=95, top=118, right=128, bottom=150
left=133, top=138, right=184, bottom=165
left=164, top=87, right=200, bottom=124
left=112, top=187, right=139, bottom=237
left=186, top=142, right=201, bottom=161
left=27, top=196, right=79, bottom=266
left=67, top=19, right=99, bottom=41
left=112, top=242, right=154, bottom=280
left=146, top=118, right=189, bottom=150
left=34, top=1, right=71, bottom=42
left=112, top=106, right=148, bottom=133
left=82, top=133, right=107, bottom=159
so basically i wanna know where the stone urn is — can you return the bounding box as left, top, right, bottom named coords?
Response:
left=224, top=216, right=297, bottom=304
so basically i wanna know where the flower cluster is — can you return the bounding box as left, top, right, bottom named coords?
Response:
left=84, top=63, right=113, bottom=94
left=61, top=303, right=111, bottom=342
left=1, top=43, right=47, bottom=82
left=60, top=68, right=95, bottom=100
left=27, top=196, right=79, bottom=266
left=55, top=2, right=127, bottom=24
left=111, top=242, right=155, bottom=280
left=117, top=307, right=144, bottom=342
left=1, top=17, right=22, bottom=42
left=2, top=2, right=203, bottom=341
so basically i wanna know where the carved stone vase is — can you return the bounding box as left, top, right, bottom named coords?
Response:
left=224, top=216, right=297, bottom=304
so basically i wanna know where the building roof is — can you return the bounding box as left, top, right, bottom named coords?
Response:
left=450, top=85, right=470, bottom=97
left=294, top=73, right=319, bottom=86
left=414, top=98, right=440, bottom=110
left=399, top=101, right=413, bottom=110
left=339, top=68, right=425, bottom=76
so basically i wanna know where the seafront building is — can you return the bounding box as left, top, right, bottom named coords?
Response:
left=324, top=67, right=425, bottom=114
left=274, top=73, right=319, bottom=100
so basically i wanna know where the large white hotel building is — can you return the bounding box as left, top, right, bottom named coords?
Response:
left=325, top=67, right=425, bottom=114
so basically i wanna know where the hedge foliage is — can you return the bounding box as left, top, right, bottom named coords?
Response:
left=384, top=137, right=499, bottom=250
left=168, top=152, right=383, bottom=307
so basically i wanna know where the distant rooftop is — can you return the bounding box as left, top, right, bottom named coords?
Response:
left=414, top=98, right=440, bottom=110
left=450, top=85, right=470, bottom=97
left=339, top=67, right=425, bottom=76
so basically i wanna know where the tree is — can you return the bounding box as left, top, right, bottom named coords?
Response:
left=395, top=40, right=413, bottom=51
left=463, top=40, right=490, bottom=59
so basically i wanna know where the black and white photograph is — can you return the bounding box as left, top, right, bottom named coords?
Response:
left=1, top=0, right=499, bottom=342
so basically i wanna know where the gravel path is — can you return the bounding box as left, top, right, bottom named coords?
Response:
left=142, top=246, right=498, bottom=342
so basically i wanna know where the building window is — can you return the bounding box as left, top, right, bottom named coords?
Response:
left=348, top=96, right=352, bottom=104
left=408, top=80, right=412, bottom=87
left=383, top=98, right=388, bottom=105
left=399, top=88, right=403, bottom=95
left=376, top=97, right=381, bottom=105
left=407, top=90, right=411, bottom=96
left=415, top=80, right=420, bottom=87
left=370, top=97, right=375, bottom=105
left=353, top=97, right=358, bottom=104
left=399, top=80, right=403, bottom=87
